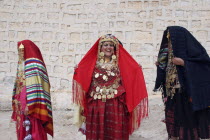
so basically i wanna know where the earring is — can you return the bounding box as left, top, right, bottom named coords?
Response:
left=112, top=55, right=116, bottom=60
left=99, top=52, right=105, bottom=63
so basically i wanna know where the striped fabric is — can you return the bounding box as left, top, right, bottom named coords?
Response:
left=25, top=58, right=53, bottom=136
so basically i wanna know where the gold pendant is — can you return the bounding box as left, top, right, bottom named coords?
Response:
left=98, top=94, right=102, bottom=99
left=109, top=87, right=113, bottom=93
left=111, top=93, right=114, bottom=98
left=100, top=59, right=104, bottom=63
left=95, top=73, right=99, bottom=78
left=114, top=90, right=118, bottom=95
left=94, top=94, right=98, bottom=100
left=102, top=95, right=106, bottom=102
left=112, top=84, right=117, bottom=88
left=90, top=91, right=94, bottom=97
left=100, top=89, right=103, bottom=93
left=111, top=72, right=115, bottom=76
left=100, top=52, right=104, bottom=57
left=102, top=88, right=107, bottom=94
left=103, top=75, right=108, bottom=81
left=106, top=89, right=109, bottom=94
left=96, top=86, right=100, bottom=92
left=107, top=94, right=111, bottom=99
left=112, top=55, right=116, bottom=60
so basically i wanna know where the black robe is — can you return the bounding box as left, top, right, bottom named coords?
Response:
left=154, top=26, right=210, bottom=111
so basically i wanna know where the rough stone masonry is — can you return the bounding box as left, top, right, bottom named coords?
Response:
left=0, top=0, right=210, bottom=111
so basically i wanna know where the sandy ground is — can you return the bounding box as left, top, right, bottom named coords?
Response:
left=0, top=95, right=168, bottom=140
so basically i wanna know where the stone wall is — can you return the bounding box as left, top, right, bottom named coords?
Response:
left=1, top=0, right=210, bottom=110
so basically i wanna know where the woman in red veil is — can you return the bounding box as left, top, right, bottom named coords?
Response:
left=12, top=40, right=53, bottom=140
left=73, top=34, right=148, bottom=139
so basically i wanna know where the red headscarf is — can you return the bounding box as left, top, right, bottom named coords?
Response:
left=73, top=35, right=148, bottom=134
left=14, top=40, right=53, bottom=136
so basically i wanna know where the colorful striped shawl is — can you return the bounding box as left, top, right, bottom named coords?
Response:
left=13, top=57, right=53, bottom=136
left=25, top=58, right=53, bottom=136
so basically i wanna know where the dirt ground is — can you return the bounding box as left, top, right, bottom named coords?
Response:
left=0, top=95, right=168, bottom=140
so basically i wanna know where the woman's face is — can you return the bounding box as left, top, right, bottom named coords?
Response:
left=101, top=41, right=115, bottom=58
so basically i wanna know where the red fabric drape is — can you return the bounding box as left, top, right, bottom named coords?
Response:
left=16, top=40, right=53, bottom=136
left=73, top=36, right=148, bottom=133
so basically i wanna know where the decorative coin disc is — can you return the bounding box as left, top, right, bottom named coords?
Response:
left=95, top=73, right=99, bottom=78
left=111, top=72, right=115, bottom=76
left=90, top=92, right=94, bottom=97
left=114, top=90, right=118, bottom=95
left=96, top=86, right=100, bottom=92
left=94, top=94, right=98, bottom=100
left=98, top=95, right=102, bottom=99
left=112, top=55, right=116, bottom=60
left=100, top=52, right=105, bottom=56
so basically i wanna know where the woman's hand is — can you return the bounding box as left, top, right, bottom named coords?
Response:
left=172, top=57, right=184, bottom=66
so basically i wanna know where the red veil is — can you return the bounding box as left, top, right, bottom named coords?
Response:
left=73, top=37, right=148, bottom=134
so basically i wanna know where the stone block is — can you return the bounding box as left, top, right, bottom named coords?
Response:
left=67, top=4, right=82, bottom=10
left=59, top=42, right=67, bottom=52
left=78, top=14, right=87, bottom=19
left=118, top=12, right=124, bottom=18
left=60, top=78, right=70, bottom=89
left=63, top=13, right=76, bottom=21
left=196, top=30, right=208, bottom=40
left=0, top=52, right=6, bottom=61
left=128, top=1, right=142, bottom=9
left=17, top=31, right=26, bottom=39
left=107, top=12, right=116, bottom=19
left=50, top=55, right=59, bottom=62
left=175, top=10, right=184, bottom=17
left=82, top=32, right=93, bottom=40
left=130, top=43, right=142, bottom=52
left=7, top=51, right=17, bottom=61
left=161, top=0, right=171, bottom=6
left=68, top=44, right=74, bottom=52
left=28, top=31, right=41, bottom=39
left=125, top=31, right=133, bottom=41
left=54, top=65, right=66, bottom=73
left=70, top=32, right=80, bottom=41
left=191, top=20, right=201, bottom=28
left=119, top=2, right=126, bottom=8
left=41, top=42, right=49, bottom=52
left=146, top=21, right=153, bottom=29
left=43, top=31, right=53, bottom=40
left=55, top=32, right=68, bottom=40
left=47, top=12, right=59, bottom=20
left=0, top=31, right=6, bottom=39
left=62, top=55, right=74, bottom=64
left=178, top=20, right=188, bottom=28
left=10, top=62, right=17, bottom=73
left=134, top=31, right=152, bottom=41
left=116, top=21, right=125, bottom=27
left=107, top=3, right=117, bottom=10
left=0, top=21, right=7, bottom=29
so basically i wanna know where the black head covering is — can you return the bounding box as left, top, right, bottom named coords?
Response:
left=154, top=26, right=210, bottom=111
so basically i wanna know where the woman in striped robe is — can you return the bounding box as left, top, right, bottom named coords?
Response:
left=12, top=40, right=53, bottom=140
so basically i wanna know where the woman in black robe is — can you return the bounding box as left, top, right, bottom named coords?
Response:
left=154, top=26, right=210, bottom=140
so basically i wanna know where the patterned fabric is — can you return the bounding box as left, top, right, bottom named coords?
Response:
left=155, top=27, right=210, bottom=140
left=165, top=39, right=180, bottom=99
left=25, top=58, right=53, bottom=135
left=86, top=93, right=129, bottom=140
left=12, top=40, right=53, bottom=138
left=89, top=63, right=125, bottom=102
left=158, top=46, right=168, bottom=70
left=73, top=34, right=148, bottom=137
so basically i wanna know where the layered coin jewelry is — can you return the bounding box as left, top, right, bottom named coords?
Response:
left=90, top=62, right=121, bottom=102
